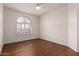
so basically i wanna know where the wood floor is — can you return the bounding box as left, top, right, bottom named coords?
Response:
left=1, top=39, right=77, bottom=56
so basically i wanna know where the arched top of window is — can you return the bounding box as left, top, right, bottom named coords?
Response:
left=17, top=17, right=30, bottom=23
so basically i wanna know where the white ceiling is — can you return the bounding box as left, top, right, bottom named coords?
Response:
left=4, top=3, right=67, bottom=16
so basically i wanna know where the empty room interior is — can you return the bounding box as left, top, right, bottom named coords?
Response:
left=0, top=3, right=79, bottom=56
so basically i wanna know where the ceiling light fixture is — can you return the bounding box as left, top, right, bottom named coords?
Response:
left=35, top=3, right=41, bottom=10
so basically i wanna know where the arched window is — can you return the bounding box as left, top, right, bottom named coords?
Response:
left=16, top=17, right=32, bottom=35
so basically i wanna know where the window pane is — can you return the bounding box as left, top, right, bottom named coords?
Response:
left=17, top=17, right=25, bottom=23
left=23, top=17, right=30, bottom=23
left=25, top=24, right=30, bottom=33
left=17, top=24, right=21, bottom=33
left=21, top=24, right=25, bottom=33
left=16, top=23, right=25, bottom=35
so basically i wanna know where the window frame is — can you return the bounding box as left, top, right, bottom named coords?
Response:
left=16, top=16, right=32, bottom=36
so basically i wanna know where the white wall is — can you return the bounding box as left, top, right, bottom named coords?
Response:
left=77, top=6, right=79, bottom=52
left=77, top=11, right=79, bottom=52
left=3, top=7, right=39, bottom=44
left=40, top=4, right=79, bottom=52
left=40, top=6, right=68, bottom=46
left=0, top=4, right=3, bottom=53
left=68, top=4, right=78, bottom=52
